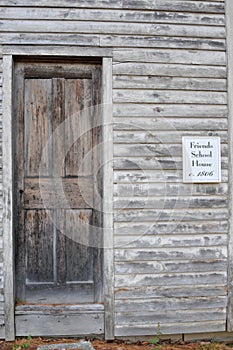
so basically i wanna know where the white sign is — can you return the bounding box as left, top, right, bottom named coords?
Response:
left=182, top=137, right=221, bottom=183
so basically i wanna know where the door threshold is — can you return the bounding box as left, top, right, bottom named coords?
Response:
left=15, top=303, right=104, bottom=337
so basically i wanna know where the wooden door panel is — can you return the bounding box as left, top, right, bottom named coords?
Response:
left=25, top=209, right=54, bottom=284
left=65, top=79, right=93, bottom=177
left=65, top=209, right=93, bottom=282
left=24, top=79, right=52, bottom=177
left=52, top=78, right=65, bottom=177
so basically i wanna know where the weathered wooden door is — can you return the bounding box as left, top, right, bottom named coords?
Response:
left=14, top=60, right=103, bottom=304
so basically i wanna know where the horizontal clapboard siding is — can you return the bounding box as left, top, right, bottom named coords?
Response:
left=0, top=0, right=228, bottom=339
left=0, top=8, right=225, bottom=26
left=113, top=63, right=226, bottom=77
left=114, top=143, right=228, bottom=157
left=114, top=234, right=228, bottom=248
left=113, top=90, right=227, bottom=104
left=0, top=21, right=226, bottom=39
left=115, top=260, right=228, bottom=274
left=114, top=196, right=228, bottom=209
left=114, top=182, right=229, bottom=196
left=114, top=208, right=229, bottom=221
left=111, top=0, right=228, bottom=337
left=0, top=1, right=225, bottom=11
left=114, top=221, right=229, bottom=234
left=113, top=49, right=226, bottom=65
left=114, top=285, right=227, bottom=299
left=114, top=131, right=228, bottom=143
left=102, top=36, right=226, bottom=50
left=114, top=170, right=228, bottom=183
left=0, top=34, right=225, bottom=50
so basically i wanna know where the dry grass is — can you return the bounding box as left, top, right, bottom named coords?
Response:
left=0, top=338, right=233, bottom=350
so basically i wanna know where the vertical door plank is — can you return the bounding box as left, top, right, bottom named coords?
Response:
left=26, top=210, right=54, bottom=283
left=65, top=79, right=93, bottom=177
left=91, top=67, right=103, bottom=302
left=14, top=64, right=27, bottom=302
left=52, top=78, right=65, bottom=177
left=65, top=209, right=93, bottom=282
left=92, top=68, right=102, bottom=210
left=56, top=209, right=66, bottom=284
left=24, top=79, right=52, bottom=177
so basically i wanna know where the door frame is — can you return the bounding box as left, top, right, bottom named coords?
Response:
left=2, top=47, right=114, bottom=340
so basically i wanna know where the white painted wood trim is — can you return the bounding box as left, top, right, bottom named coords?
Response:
left=226, top=0, right=233, bottom=332
left=102, top=57, right=114, bottom=340
left=2, top=54, right=15, bottom=341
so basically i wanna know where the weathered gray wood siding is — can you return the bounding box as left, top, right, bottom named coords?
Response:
left=0, top=63, right=5, bottom=337
left=112, top=0, right=228, bottom=336
left=0, top=0, right=228, bottom=338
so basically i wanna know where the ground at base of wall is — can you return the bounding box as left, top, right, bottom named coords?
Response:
left=1, top=338, right=233, bottom=350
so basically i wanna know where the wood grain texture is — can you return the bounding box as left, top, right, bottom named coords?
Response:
left=225, top=0, right=233, bottom=331
left=0, top=8, right=225, bottom=26
left=114, top=182, right=228, bottom=196
left=0, top=20, right=225, bottom=38
left=2, top=55, right=14, bottom=340
left=115, top=321, right=226, bottom=336
left=25, top=210, right=54, bottom=283
left=0, top=1, right=225, bottom=13
left=114, top=208, right=229, bottom=222
left=65, top=209, right=93, bottom=282
left=14, top=303, right=104, bottom=336
left=115, top=297, right=227, bottom=312
left=122, top=0, right=225, bottom=13
left=113, top=76, right=227, bottom=91
left=102, top=58, right=114, bottom=340
left=113, top=156, right=228, bottom=171
left=113, top=49, right=226, bottom=65
left=114, top=143, right=227, bottom=157
left=114, top=220, right=228, bottom=235
left=114, top=169, right=228, bottom=183
left=114, top=119, right=228, bottom=136
left=114, top=285, right=227, bottom=300
left=115, top=260, right=227, bottom=274
left=101, top=35, right=225, bottom=50
left=0, top=33, right=100, bottom=46
left=51, top=78, right=65, bottom=177
left=115, top=308, right=226, bottom=325
left=113, top=62, right=226, bottom=78
left=114, top=196, right=227, bottom=210
left=65, top=78, right=92, bottom=177
left=113, top=105, right=228, bottom=119
left=113, top=89, right=227, bottom=104
left=113, top=130, right=228, bottom=143
left=115, top=272, right=227, bottom=288
left=24, top=178, right=94, bottom=209
left=24, top=78, right=51, bottom=177
left=114, top=246, right=227, bottom=263
left=2, top=45, right=112, bottom=57
left=114, top=233, right=228, bottom=248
